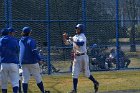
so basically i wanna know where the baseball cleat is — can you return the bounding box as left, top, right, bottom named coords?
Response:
left=94, top=82, right=99, bottom=93
left=45, top=90, right=50, bottom=93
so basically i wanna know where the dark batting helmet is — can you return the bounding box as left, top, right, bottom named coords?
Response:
left=75, top=24, right=85, bottom=33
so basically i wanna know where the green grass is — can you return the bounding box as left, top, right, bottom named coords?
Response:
left=129, top=58, right=140, bottom=68
left=3, top=70, right=140, bottom=93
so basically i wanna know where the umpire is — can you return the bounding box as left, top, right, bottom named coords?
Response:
left=0, top=28, right=19, bottom=93
left=19, top=27, right=50, bottom=93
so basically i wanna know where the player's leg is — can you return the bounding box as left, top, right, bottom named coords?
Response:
left=69, top=59, right=80, bottom=93
left=84, top=55, right=99, bottom=93
left=88, top=75, right=99, bottom=93
left=19, top=68, right=23, bottom=93
left=29, top=63, right=49, bottom=93
left=125, top=58, right=131, bottom=68
left=0, top=63, right=1, bottom=87
left=22, top=65, right=30, bottom=93
left=19, top=79, right=22, bottom=93
left=1, top=63, right=8, bottom=93
left=9, top=63, right=19, bottom=93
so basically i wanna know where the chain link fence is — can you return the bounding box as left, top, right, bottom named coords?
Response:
left=0, top=0, right=140, bottom=74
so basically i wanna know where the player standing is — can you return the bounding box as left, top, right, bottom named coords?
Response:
left=19, top=27, right=50, bottom=93
left=63, top=24, right=99, bottom=93
left=8, top=27, right=23, bottom=93
left=0, top=28, right=19, bottom=93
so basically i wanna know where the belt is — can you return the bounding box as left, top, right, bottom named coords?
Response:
left=75, top=53, right=85, bottom=56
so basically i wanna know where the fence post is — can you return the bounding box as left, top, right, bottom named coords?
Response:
left=82, top=0, right=86, bottom=33
left=4, top=0, right=9, bottom=27
left=116, top=0, right=120, bottom=70
left=46, top=0, right=51, bottom=75
left=8, top=0, right=12, bottom=27
left=4, top=0, right=12, bottom=28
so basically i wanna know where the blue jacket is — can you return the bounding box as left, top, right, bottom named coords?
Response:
left=0, top=35, right=19, bottom=64
left=19, top=36, right=41, bottom=64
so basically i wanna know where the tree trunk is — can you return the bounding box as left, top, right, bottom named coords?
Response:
left=130, top=25, right=136, bottom=52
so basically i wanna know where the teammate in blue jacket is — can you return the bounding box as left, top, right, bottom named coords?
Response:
left=0, top=28, right=19, bottom=93
left=8, top=27, right=23, bottom=93
left=19, top=27, right=50, bottom=93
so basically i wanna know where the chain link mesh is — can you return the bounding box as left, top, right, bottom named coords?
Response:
left=0, top=0, right=140, bottom=74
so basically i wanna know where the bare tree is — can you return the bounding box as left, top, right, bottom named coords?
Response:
left=126, top=0, right=138, bottom=52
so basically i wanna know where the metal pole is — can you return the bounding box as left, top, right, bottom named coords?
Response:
left=115, top=0, right=120, bottom=70
left=4, top=0, right=12, bottom=28
left=82, top=0, right=86, bottom=33
left=8, top=0, right=12, bottom=27
left=46, top=0, right=51, bottom=75
left=4, top=0, right=9, bottom=27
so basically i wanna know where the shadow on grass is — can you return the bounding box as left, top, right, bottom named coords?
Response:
left=101, top=89, right=140, bottom=93
left=49, top=82, right=62, bottom=93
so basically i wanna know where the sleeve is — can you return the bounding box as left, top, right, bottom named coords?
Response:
left=75, top=40, right=84, bottom=46
left=0, top=39, right=2, bottom=57
left=30, top=39, right=41, bottom=61
left=75, top=36, right=84, bottom=46
left=15, top=39, right=20, bottom=54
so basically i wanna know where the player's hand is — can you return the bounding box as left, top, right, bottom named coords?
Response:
left=63, top=32, right=68, bottom=40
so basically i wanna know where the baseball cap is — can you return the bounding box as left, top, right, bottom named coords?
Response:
left=92, top=44, right=97, bottom=48
left=8, top=27, right=17, bottom=33
left=1, top=28, right=9, bottom=35
left=22, top=27, right=31, bottom=33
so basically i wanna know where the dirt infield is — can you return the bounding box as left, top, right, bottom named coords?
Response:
left=101, top=89, right=140, bottom=93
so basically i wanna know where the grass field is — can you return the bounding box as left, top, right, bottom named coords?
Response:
left=3, top=70, right=140, bottom=93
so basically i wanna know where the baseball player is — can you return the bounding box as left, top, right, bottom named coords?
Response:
left=0, top=28, right=19, bottom=93
left=63, top=24, right=99, bottom=93
left=8, top=27, right=23, bottom=93
left=19, top=27, right=50, bottom=93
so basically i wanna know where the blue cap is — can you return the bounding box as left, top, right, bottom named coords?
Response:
left=92, top=44, right=97, bottom=48
left=1, top=28, right=9, bottom=35
left=8, top=27, right=16, bottom=32
left=22, top=27, right=31, bottom=33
